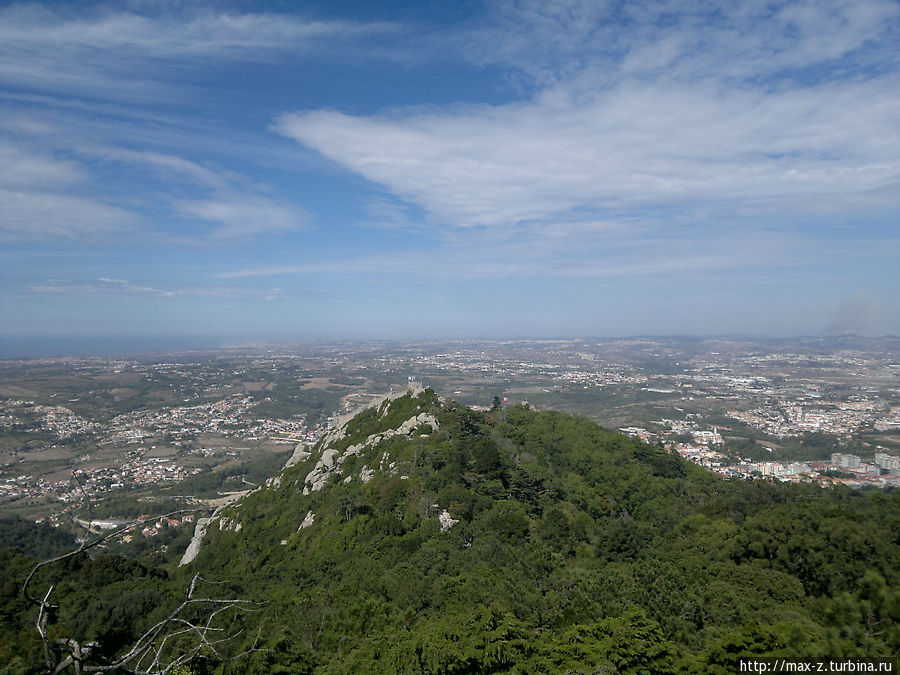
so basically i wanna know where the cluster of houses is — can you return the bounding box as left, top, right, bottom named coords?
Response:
left=704, top=451, right=900, bottom=488
left=120, top=512, right=196, bottom=541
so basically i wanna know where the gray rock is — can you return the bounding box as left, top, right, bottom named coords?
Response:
left=283, top=443, right=311, bottom=469
left=438, top=509, right=459, bottom=532
left=178, top=516, right=214, bottom=566
left=298, top=511, right=315, bottom=530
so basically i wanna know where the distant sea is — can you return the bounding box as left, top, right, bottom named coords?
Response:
left=0, top=336, right=225, bottom=359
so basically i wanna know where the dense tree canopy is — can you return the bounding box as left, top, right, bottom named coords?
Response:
left=2, top=391, right=898, bottom=673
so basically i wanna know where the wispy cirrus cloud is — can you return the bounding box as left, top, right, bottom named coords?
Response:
left=78, top=145, right=308, bottom=238
left=215, top=251, right=744, bottom=282
left=214, top=221, right=840, bottom=282
left=0, top=141, right=139, bottom=241
left=0, top=137, right=305, bottom=241
left=176, top=196, right=306, bottom=239
left=0, top=4, right=395, bottom=101
left=0, top=5, right=322, bottom=243
left=92, top=148, right=233, bottom=191
left=465, top=0, right=899, bottom=86
left=0, top=7, right=389, bottom=56
left=274, top=0, right=899, bottom=232
left=0, top=189, right=138, bottom=241
left=0, top=141, right=84, bottom=187
left=276, top=74, right=900, bottom=228
left=3, top=0, right=898, bottom=338
left=28, top=277, right=286, bottom=301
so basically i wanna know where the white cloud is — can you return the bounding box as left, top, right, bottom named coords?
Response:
left=0, top=188, right=137, bottom=240
left=0, top=141, right=137, bottom=240
left=0, top=7, right=389, bottom=57
left=0, top=141, right=84, bottom=188
left=0, top=6, right=395, bottom=101
left=28, top=277, right=286, bottom=301
left=276, top=74, right=900, bottom=228
left=0, top=136, right=305, bottom=241
left=93, top=148, right=231, bottom=191
left=176, top=196, right=306, bottom=239
left=91, top=148, right=308, bottom=238
left=262, top=0, right=894, bottom=233
left=214, top=220, right=825, bottom=282
left=53, top=137, right=309, bottom=239
left=468, top=0, right=899, bottom=85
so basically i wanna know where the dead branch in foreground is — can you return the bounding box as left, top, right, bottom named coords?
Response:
left=23, top=501, right=266, bottom=674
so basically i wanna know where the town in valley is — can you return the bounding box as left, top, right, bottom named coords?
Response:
left=2, top=335, right=899, bottom=539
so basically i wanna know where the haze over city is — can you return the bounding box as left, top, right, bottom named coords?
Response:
left=1, top=0, right=899, bottom=348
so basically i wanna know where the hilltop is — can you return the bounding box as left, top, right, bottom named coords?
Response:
left=175, top=386, right=899, bottom=673
left=1, top=385, right=897, bottom=673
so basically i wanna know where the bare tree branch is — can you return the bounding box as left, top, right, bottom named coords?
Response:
left=22, top=508, right=267, bottom=674
left=71, top=471, right=92, bottom=533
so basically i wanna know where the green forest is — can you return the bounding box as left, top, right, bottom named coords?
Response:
left=2, top=390, right=898, bottom=673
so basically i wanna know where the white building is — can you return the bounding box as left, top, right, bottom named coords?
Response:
left=830, top=453, right=861, bottom=469
left=874, top=452, right=900, bottom=471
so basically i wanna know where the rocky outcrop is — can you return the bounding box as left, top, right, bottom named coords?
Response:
left=298, top=511, right=315, bottom=530
left=283, top=443, right=311, bottom=469
left=178, top=492, right=249, bottom=566
left=438, top=509, right=459, bottom=532
left=369, top=412, right=438, bottom=443
left=218, top=517, right=241, bottom=532
left=302, top=447, right=340, bottom=494
left=301, top=409, right=440, bottom=494
left=179, top=516, right=213, bottom=566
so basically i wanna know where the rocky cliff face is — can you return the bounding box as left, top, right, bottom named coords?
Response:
left=179, top=490, right=249, bottom=566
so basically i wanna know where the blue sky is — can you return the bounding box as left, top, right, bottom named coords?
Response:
left=1, top=0, right=898, bottom=345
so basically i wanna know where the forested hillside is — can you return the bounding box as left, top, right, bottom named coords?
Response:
left=0, top=516, right=76, bottom=561
left=2, top=389, right=898, bottom=673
